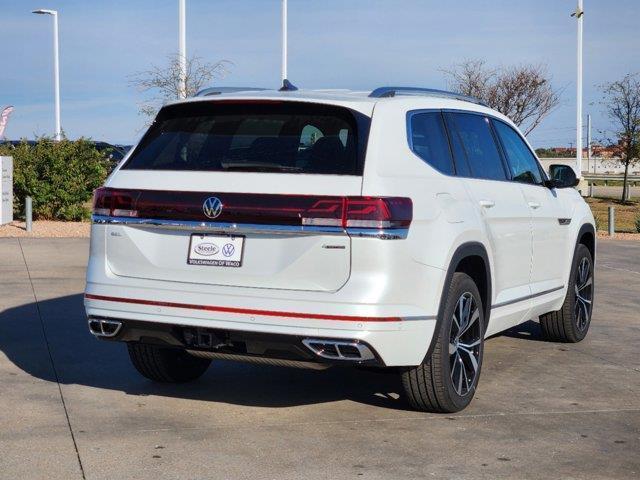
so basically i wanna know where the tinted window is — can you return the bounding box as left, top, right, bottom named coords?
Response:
left=124, top=102, right=369, bottom=175
left=492, top=120, right=543, bottom=185
left=446, top=113, right=507, bottom=181
left=409, top=112, right=454, bottom=175
left=442, top=114, right=472, bottom=177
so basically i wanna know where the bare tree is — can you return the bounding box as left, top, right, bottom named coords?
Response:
left=130, top=54, right=232, bottom=118
left=600, top=73, right=640, bottom=202
left=443, top=60, right=560, bottom=136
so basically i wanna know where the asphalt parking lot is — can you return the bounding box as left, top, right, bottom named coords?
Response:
left=1, top=238, right=639, bottom=480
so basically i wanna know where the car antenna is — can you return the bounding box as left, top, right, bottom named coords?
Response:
left=279, top=79, right=298, bottom=92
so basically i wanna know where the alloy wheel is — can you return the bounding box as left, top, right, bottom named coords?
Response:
left=449, top=292, right=482, bottom=397
left=574, top=257, right=593, bottom=331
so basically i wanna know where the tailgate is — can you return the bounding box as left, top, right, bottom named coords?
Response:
left=99, top=174, right=361, bottom=292
left=97, top=99, right=373, bottom=292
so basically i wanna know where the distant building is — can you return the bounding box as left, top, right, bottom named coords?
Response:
left=536, top=143, right=622, bottom=160
left=538, top=157, right=638, bottom=175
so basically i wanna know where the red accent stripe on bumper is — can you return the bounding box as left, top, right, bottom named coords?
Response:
left=84, top=294, right=401, bottom=322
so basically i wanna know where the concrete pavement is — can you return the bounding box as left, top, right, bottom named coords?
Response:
left=0, top=238, right=639, bottom=479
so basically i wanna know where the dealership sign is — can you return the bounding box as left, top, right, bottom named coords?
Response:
left=0, top=156, right=13, bottom=225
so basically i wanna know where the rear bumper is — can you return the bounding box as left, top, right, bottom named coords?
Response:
left=88, top=317, right=385, bottom=368
left=84, top=291, right=436, bottom=366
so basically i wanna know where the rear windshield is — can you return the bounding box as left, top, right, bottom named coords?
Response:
left=123, top=101, right=370, bottom=175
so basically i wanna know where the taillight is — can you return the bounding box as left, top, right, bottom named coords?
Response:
left=302, top=197, right=412, bottom=229
left=345, top=197, right=411, bottom=229
left=92, top=188, right=412, bottom=231
left=93, top=188, right=139, bottom=217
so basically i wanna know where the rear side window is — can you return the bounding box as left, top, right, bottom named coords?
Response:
left=408, top=112, right=454, bottom=175
left=492, top=120, right=543, bottom=185
left=445, top=112, right=507, bottom=181
left=123, top=101, right=370, bottom=175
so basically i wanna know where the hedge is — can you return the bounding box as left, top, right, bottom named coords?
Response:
left=0, top=137, right=110, bottom=221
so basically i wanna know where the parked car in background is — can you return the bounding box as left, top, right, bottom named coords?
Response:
left=115, top=144, right=133, bottom=154
left=0, top=139, right=37, bottom=148
left=92, top=141, right=126, bottom=163
left=84, top=86, right=595, bottom=413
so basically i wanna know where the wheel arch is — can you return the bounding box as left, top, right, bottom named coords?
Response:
left=425, top=242, right=492, bottom=359
left=576, top=222, right=596, bottom=264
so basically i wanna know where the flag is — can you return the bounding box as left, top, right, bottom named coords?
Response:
left=0, top=106, right=14, bottom=139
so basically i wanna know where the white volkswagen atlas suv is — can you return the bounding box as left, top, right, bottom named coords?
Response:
left=84, top=85, right=595, bottom=413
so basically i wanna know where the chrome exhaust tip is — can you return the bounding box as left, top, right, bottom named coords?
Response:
left=88, top=317, right=123, bottom=338
left=302, top=339, right=375, bottom=361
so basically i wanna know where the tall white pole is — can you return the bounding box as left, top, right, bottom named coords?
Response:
left=281, top=0, right=288, bottom=83
left=52, top=11, right=61, bottom=140
left=575, top=0, right=584, bottom=177
left=587, top=113, right=592, bottom=172
left=178, top=0, right=187, bottom=98
left=33, top=9, right=62, bottom=139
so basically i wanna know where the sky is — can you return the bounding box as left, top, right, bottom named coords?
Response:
left=1, top=0, right=639, bottom=148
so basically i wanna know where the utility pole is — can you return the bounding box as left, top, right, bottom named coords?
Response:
left=572, top=0, right=584, bottom=177
left=281, top=0, right=288, bottom=85
left=178, top=0, right=187, bottom=98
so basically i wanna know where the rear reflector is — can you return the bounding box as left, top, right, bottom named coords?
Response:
left=84, top=293, right=402, bottom=322
left=93, top=188, right=412, bottom=230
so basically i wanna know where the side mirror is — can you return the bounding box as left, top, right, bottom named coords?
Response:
left=546, top=164, right=579, bottom=189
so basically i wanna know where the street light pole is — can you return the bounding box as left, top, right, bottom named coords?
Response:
left=573, top=0, right=584, bottom=177
left=178, top=0, right=187, bottom=98
left=33, top=9, right=61, bottom=141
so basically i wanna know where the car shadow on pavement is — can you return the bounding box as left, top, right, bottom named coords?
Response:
left=0, top=293, right=413, bottom=411
left=500, top=319, right=547, bottom=342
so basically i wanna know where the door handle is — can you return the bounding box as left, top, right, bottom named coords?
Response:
left=479, top=199, right=495, bottom=209
left=528, top=201, right=541, bottom=209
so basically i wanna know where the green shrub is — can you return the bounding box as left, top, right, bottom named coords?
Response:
left=0, top=137, right=109, bottom=221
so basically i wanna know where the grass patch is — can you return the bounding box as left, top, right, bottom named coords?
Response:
left=586, top=197, right=640, bottom=233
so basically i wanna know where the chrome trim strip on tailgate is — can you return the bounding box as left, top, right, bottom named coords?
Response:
left=91, top=215, right=409, bottom=239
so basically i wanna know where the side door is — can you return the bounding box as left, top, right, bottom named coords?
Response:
left=491, top=119, right=570, bottom=295
left=444, top=112, right=533, bottom=329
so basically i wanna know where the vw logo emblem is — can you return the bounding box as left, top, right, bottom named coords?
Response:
left=203, top=197, right=223, bottom=219
left=222, top=243, right=235, bottom=257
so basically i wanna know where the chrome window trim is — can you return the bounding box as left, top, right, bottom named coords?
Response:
left=91, top=215, right=409, bottom=239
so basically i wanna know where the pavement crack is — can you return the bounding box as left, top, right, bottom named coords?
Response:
left=119, top=407, right=640, bottom=435
left=563, top=345, right=640, bottom=377
left=17, top=238, right=87, bottom=480
left=599, top=263, right=640, bottom=277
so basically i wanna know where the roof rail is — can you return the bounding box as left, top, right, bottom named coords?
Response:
left=369, top=87, right=487, bottom=106
left=195, top=87, right=268, bottom=97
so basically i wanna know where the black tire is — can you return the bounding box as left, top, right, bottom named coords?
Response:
left=401, top=272, right=485, bottom=413
left=540, top=244, right=594, bottom=343
left=127, top=343, right=211, bottom=383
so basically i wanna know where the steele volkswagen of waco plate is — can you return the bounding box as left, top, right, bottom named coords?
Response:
left=188, top=234, right=245, bottom=267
